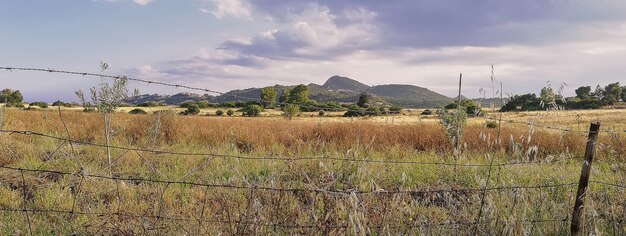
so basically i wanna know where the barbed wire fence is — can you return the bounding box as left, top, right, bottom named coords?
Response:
left=0, top=66, right=624, bottom=235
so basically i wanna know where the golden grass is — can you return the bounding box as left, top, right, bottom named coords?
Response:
left=0, top=108, right=625, bottom=234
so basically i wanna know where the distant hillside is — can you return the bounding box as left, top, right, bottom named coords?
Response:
left=322, top=76, right=370, bottom=92
left=368, top=84, right=452, bottom=108
left=126, top=76, right=452, bottom=108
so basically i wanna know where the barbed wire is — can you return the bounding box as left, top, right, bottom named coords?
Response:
left=590, top=180, right=626, bottom=189
left=0, top=165, right=579, bottom=196
left=481, top=116, right=626, bottom=134
left=0, top=206, right=571, bottom=231
left=0, top=129, right=577, bottom=168
left=0, top=66, right=351, bottom=112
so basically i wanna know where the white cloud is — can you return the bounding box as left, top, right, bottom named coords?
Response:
left=133, top=0, right=152, bottom=6
left=210, top=0, right=251, bottom=20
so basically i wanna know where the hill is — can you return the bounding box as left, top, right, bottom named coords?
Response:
left=322, top=75, right=370, bottom=92
left=125, top=76, right=452, bottom=108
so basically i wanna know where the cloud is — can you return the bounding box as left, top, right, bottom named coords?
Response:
left=128, top=0, right=626, bottom=98
left=209, top=0, right=251, bottom=19
left=133, top=0, right=152, bottom=6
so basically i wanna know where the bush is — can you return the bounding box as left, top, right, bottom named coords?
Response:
left=29, top=101, right=48, bottom=108
left=216, top=110, right=224, bottom=116
left=445, top=99, right=483, bottom=116
left=343, top=105, right=366, bottom=117
left=226, top=109, right=234, bottom=116
left=365, top=107, right=381, bottom=116
left=128, top=108, right=147, bottom=115
left=138, top=101, right=160, bottom=107
left=242, top=104, right=263, bottom=117
left=181, top=104, right=200, bottom=115
left=52, top=101, right=73, bottom=107
left=485, top=120, right=498, bottom=129
left=318, top=110, right=325, bottom=117
left=389, top=106, right=402, bottom=113
left=282, top=104, right=300, bottom=120
left=421, top=109, right=433, bottom=115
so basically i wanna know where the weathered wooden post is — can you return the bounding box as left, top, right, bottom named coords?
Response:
left=570, top=122, right=600, bottom=235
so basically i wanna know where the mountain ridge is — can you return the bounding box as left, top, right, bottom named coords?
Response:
left=125, top=76, right=454, bottom=108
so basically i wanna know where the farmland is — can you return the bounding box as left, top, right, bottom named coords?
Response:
left=0, top=107, right=624, bottom=235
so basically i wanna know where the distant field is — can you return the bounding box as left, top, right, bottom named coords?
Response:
left=0, top=107, right=625, bottom=234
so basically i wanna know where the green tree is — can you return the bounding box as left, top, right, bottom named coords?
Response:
left=602, top=82, right=622, bottom=105
left=128, top=108, right=147, bottom=114
left=591, top=85, right=605, bottom=100
left=444, top=99, right=482, bottom=116
left=242, top=104, right=263, bottom=117
left=181, top=104, right=200, bottom=115
left=575, top=86, right=591, bottom=100
left=357, top=93, right=369, bottom=108
left=540, top=86, right=555, bottom=105
left=75, top=62, right=138, bottom=177
left=226, top=109, right=234, bottom=116
left=621, top=86, right=626, bottom=102
left=260, top=87, right=277, bottom=108
left=0, top=89, right=23, bottom=105
left=279, top=89, right=290, bottom=103
left=29, top=101, right=48, bottom=108
left=215, top=110, right=224, bottom=116
left=288, top=84, right=308, bottom=103
left=282, top=104, right=300, bottom=120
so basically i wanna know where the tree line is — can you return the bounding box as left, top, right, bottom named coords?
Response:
left=501, top=82, right=625, bottom=112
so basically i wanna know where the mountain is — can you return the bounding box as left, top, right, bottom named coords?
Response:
left=322, top=75, right=370, bottom=92
left=125, top=76, right=453, bottom=108
left=368, top=84, right=452, bottom=108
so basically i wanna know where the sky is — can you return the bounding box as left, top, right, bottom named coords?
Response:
left=1, top=0, right=625, bottom=102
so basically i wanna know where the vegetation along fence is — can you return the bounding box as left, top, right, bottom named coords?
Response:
left=0, top=66, right=624, bottom=235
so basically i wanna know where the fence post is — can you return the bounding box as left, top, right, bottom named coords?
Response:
left=570, top=122, right=600, bottom=235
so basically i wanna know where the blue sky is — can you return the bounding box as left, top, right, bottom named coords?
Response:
left=1, top=0, right=626, bottom=102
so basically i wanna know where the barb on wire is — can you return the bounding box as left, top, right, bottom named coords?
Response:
left=591, top=180, right=626, bottom=189
left=0, top=165, right=578, bottom=196
left=0, top=129, right=576, bottom=168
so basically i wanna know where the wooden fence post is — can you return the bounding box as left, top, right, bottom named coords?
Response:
left=570, top=122, right=600, bottom=235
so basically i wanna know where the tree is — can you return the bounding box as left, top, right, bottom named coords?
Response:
left=75, top=62, right=138, bottom=177
left=29, top=102, right=48, bottom=108
left=288, top=84, right=308, bottom=103
left=242, top=104, right=262, bottom=117
left=540, top=86, right=555, bottom=105
left=621, top=86, right=626, bottom=102
left=226, top=109, right=234, bottom=116
left=500, top=94, right=542, bottom=112
left=444, top=99, right=482, bottom=116
left=215, top=110, right=224, bottom=116
left=575, top=86, right=591, bottom=100
left=591, top=85, right=605, bottom=100
left=602, top=82, right=622, bottom=105
left=279, top=89, right=290, bottom=103
left=260, top=87, right=277, bottom=108
left=282, top=104, right=300, bottom=120
left=128, top=108, right=147, bottom=114
left=0, top=89, right=23, bottom=105
left=357, top=93, right=369, bottom=108
left=181, top=104, right=200, bottom=115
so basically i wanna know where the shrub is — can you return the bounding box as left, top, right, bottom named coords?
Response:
left=389, top=106, right=402, bottom=113
left=282, top=104, right=300, bottom=120
left=242, top=104, right=263, bottom=117
left=29, top=101, right=48, bottom=108
left=365, top=107, right=381, bottom=116
left=138, top=101, right=160, bottom=107
left=216, top=110, right=224, bottom=116
left=52, top=101, right=72, bottom=107
left=318, top=110, right=325, bottom=117
left=343, top=105, right=365, bottom=117
left=128, top=108, right=147, bottom=115
left=226, top=109, right=234, bottom=116
left=445, top=99, right=482, bottom=116
left=421, top=109, right=433, bottom=115
left=485, top=120, right=498, bottom=129
left=181, top=104, right=200, bottom=115
left=437, top=107, right=468, bottom=150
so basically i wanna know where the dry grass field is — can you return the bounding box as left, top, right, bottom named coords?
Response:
left=0, top=107, right=625, bottom=235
